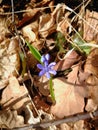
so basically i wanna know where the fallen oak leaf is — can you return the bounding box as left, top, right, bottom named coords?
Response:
left=0, top=109, right=24, bottom=129
left=60, top=120, right=87, bottom=130
left=84, top=48, right=98, bottom=77
left=51, top=79, right=84, bottom=118
left=54, top=50, right=81, bottom=71
left=83, top=9, right=98, bottom=42
left=39, top=4, right=65, bottom=38
left=18, top=8, right=40, bottom=28
left=85, top=74, right=98, bottom=112
left=22, top=21, right=39, bottom=43
left=0, top=36, right=20, bottom=79
left=0, top=76, right=31, bottom=110
left=51, top=64, right=89, bottom=118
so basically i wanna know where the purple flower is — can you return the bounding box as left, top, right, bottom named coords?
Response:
left=37, top=54, right=57, bottom=79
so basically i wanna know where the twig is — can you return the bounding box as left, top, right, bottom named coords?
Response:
left=12, top=110, right=98, bottom=130
left=0, top=0, right=88, bottom=16
left=10, top=0, right=14, bottom=22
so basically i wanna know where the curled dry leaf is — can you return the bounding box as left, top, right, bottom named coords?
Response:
left=85, top=75, right=98, bottom=112
left=54, top=50, right=81, bottom=71
left=84, top=48, right=98, bottom=112
left=0, top=37, right=20, bottom=80
left=18, top=8, right=40, bottom=28
left=60, top=120, right=88, bottom=130
left=39, top=4, right=65, bottom=38
left=0, top=16, right=10, bottom=37
left=22, top=21, right=39, bottom=42
left=57, top=12, right=70, bottom=35
left=34, top=76, right=50, bottom=96
left=22, top=105, right=40, bottom=124
left=0, top=110, right=24, bottom=129
left=0, top=76, right=31, bottom=110
left=39, top=13, right=55, bottom=38
left=84, top=48, right=98, bottom=77
left=38, top=109, right=57, bottom=130
left=85, top=98, right=97, bottom=112
left=83, top=10, right=98, bottom=42
left=0, top=76, right=39, bottom=128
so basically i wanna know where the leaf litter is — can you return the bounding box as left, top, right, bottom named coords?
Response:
left=1, top=0, right=98, bottom=130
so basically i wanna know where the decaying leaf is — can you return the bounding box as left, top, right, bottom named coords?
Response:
left=39, top=4, right=65, bottom=38
left=85, top=75, right=98, bottom=112
left=0, top=76, right=30, bottom=110
left=60, top=120, right=88, bottom=130
left=84, top=48, right=98, bottom=112
left=85, top=99, right=97, bottom=112
left=0, top=110, right=24, bottom=129
left=57, top=12, right=70, bottom=35
left=0, top=16, right=10, bottom=38
left=84, top=48, right=98, bottom=77
left=39, top=13, right=55, bottom=38
left=18, top=8, right=40, bottom=28
left=38, top=109, right=57, bottom=130
left=22, top=21, right=39, bottom=42
left=51, top=77, right=85, bottom=118
left=34, top=76, right=50, bottom=96
left=0, top=37, right=20, bottom=80
left=54, top=50, right=81, bottom=71
left=83, top=9, right=98, bottom=42
left=22, top=105, right=40, bottom=124
left=0, top=76, right=41, bottom=128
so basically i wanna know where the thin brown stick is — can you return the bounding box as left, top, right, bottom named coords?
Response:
left=11, top=110, right=98, bottom=130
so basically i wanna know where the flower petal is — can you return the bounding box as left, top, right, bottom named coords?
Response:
left=41, top=55, right=45, bottom=63
left=45, top=72, right=50, bottom=79
left=45, top=54, right=50, bottom=61
left=49, top=69, right=57, bottom=75
left=39, top=70, right=45, bottom=76
left=37, top=64, right=44, bottom=69
left=48, top=62, right=56, bottom=68
left=44, top=60, right=48, bottom=67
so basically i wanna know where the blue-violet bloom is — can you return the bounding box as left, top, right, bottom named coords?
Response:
left=37, top=54, right=57, bottom=79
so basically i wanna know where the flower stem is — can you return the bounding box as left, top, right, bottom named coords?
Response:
left=49, top=77, right=55, bottom=102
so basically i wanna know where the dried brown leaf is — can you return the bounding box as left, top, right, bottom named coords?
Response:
left=0, top=37, right=20, bottom=80
left=39, top=13, right=55, bottom=38
left=22, top=21, right=39, bottom=42
left=34, top=76, right=49, bottom=96
left=83, top=10, right=98, bottom=42
left=85, top=75, right=98, bottom=111
left=0, top=110, right=24, bottom=129
left=0, top=16, right=10, bottom=37
left=54, top=50, right=81, bottom=71
left=60, top=120, right=88, bottom=130
left=57, top=12, right=70, bottom=35
left=84, top=48, right=98, bottom=78
left=39, top=4, right=65, bottom=38
left=0, top=76, right=31, bottom=110
left=18, top=8, right=40, bottom=28
left=84, top=48, right=98, bottom=112
left=51, top=75, right=85, bottom=118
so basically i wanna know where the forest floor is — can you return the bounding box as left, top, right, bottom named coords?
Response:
left=0, top=0, right=98, bottom=130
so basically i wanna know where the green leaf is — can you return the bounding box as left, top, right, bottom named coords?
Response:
left=56, top=32, right=66, bottom=52
left=26, top=41, right=41, bottom=63
left=73, top=35, right=91, bottom=55
left=49, top=77, right=55, bottom=102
